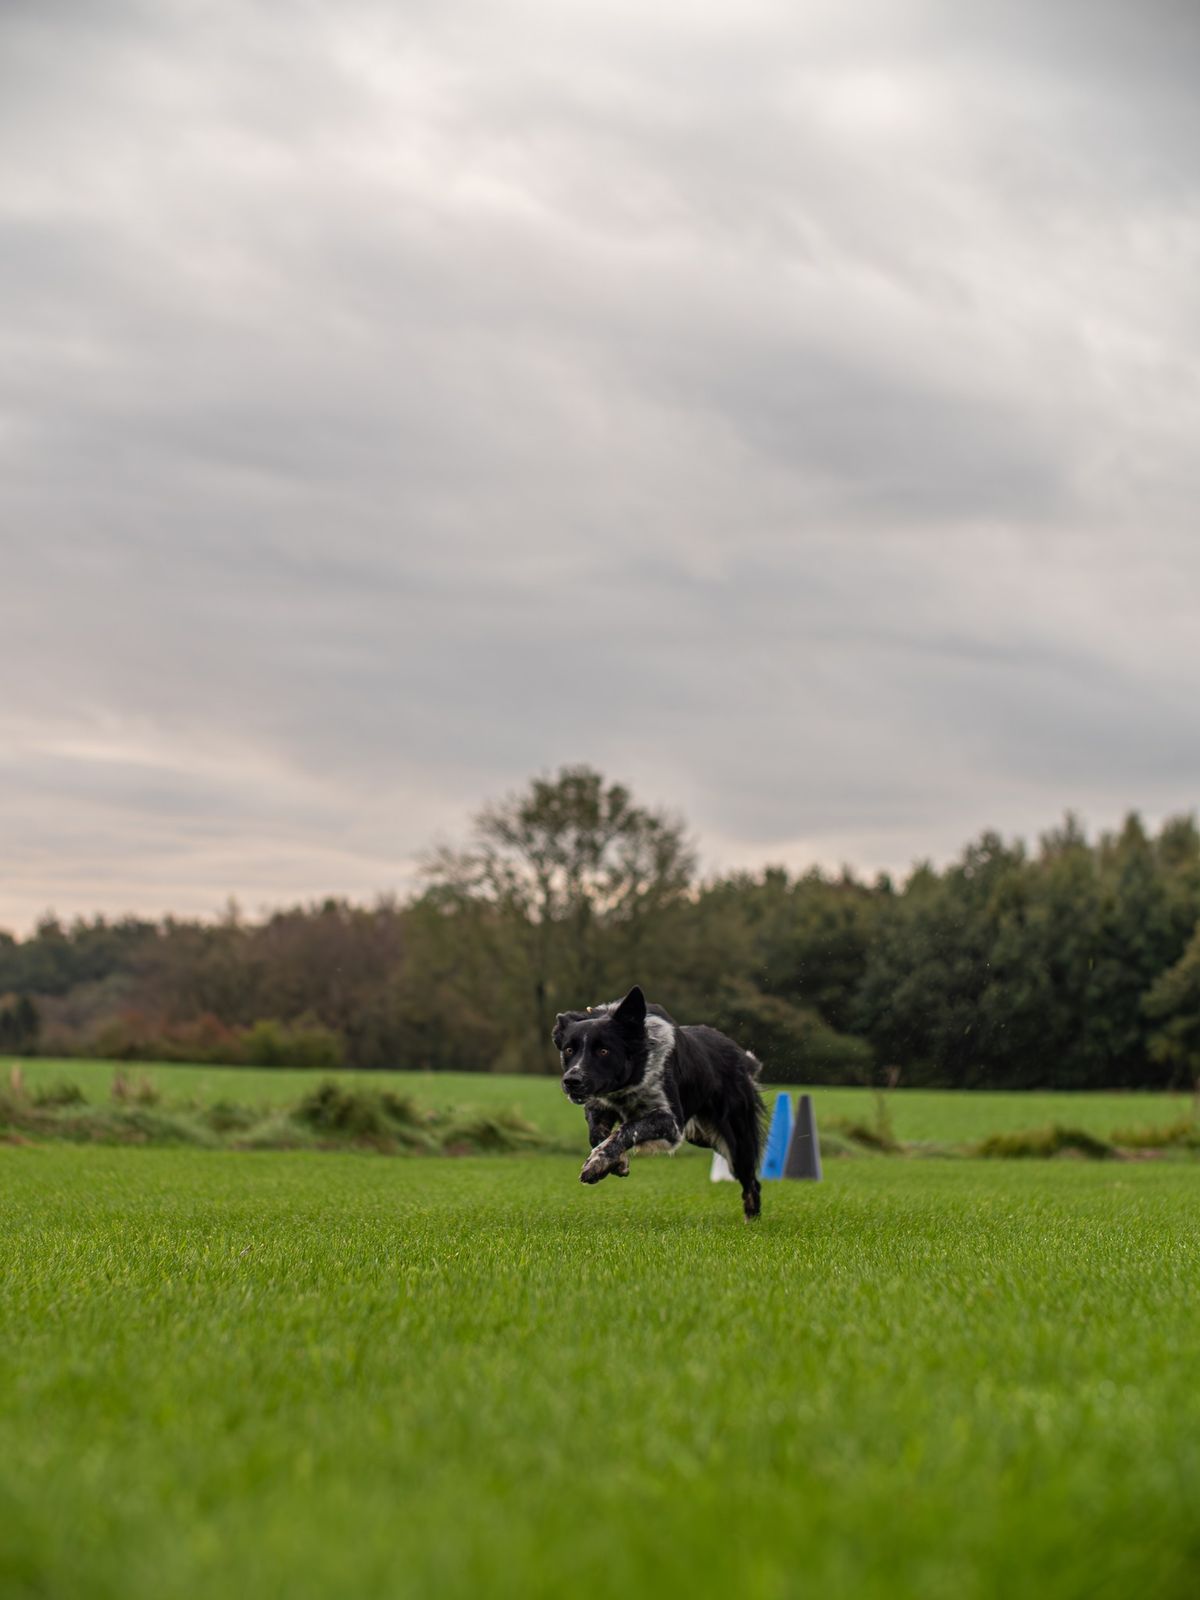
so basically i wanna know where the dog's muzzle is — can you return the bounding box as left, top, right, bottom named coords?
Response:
left=561, top=1072, right=588, bottom=1104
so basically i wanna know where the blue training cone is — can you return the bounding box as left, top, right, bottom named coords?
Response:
left=760, top=1092, right=793, bottom=1180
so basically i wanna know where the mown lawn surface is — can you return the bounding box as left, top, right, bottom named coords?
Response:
left=12, top=1056, right=1196, bottom=1146
left=2, top=1147, right=1198, bottom=1600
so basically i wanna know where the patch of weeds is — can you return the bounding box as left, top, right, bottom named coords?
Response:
left=200, top=1099, right=263, bottom=1135
left=0, top=1087, right=27, bottom=1128
left=3, top=1100, right=214, bottom=1147
left=870, top=1087, right=896, bottom=1148
left=0, top=1067, right=207, bottom=1147
left=233, top=1111, right=310, bottom=1151
left=829, top=1118, right=901, bottom=1153
left=293, top=1081, right=389, bottom=1138
left=826, top=1086, right=902, bottom=1154
left=813, top=1128, right=865, bottom=1160
left=110, top=1070, right=161, bottom=1107
left=1109, top=1116, right=1200, bottom=1150
left=378, top=1090, right=422, bottom=1127
left=973, top=1125, right=1113, bottom=1161
left=375, top=1089, right=441, bottom=1148
left=59, top=1106, right=213, bottom=1147
left=291, top=1081, right=438, bottom=1151
left=439, top=1107, right=551, bottom=1155
left=31, top=1080, right=87, bottom=1109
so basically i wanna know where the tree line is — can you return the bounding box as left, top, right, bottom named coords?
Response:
left=3, top=767, right=1200, bottom=1089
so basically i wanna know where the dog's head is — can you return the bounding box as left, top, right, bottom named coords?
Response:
left=553, top=986, right=648, bottom=1103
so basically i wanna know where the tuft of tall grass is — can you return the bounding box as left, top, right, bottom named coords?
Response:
left=31, top=1080, right=87, bottom=1108
left=231, top=1110, right=309, bottom=1151
left=440, top=1107, right=552, bottom=1155
left=827, top=1114, right=902, bottom=1153
left=973, top=1125, right=1113, bottom=1160
left=58, top=1107, right=214, bottom=1146
left=199, top=1099, right=264, bottom=1134
left=291, top=1081, right=438, bottom=1151
left=1109, top=1116, right=1200, bottom=1150
left=109, top=1069, right=161, bottom=1107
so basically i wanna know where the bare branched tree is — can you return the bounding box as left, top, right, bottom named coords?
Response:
left=423, top=766, right=696, bottom=1067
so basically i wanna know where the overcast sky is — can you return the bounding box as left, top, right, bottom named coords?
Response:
left=2, top=0, right=1199, bottom=932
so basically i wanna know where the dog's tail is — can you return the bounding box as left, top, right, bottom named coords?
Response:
left=744, top=1053, right=769, bottom=1179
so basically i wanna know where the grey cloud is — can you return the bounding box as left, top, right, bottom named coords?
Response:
left=2, top=0, right=1199, bottom=929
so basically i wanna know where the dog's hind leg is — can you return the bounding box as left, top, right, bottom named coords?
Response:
left=720, top=1116, right=762, bottom=1220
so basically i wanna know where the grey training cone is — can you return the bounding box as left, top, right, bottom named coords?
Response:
left=784, top=1093, right=823, bottom=1180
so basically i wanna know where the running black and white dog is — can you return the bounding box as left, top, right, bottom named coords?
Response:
left=553, top=986, right=767, bottom=1219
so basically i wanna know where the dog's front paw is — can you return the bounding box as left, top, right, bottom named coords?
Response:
left=613, top=1154, right=630, bottom=1177
left=580, top=1150, right=617, bottom=1184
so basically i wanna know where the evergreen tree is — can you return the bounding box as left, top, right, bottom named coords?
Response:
left=1143, top=923, right=1200, bottom=1088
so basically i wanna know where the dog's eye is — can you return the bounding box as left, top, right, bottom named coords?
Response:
left=596, top=1047, right=608, bottom=1057
left=562, top=1045, right=574, bottom=1057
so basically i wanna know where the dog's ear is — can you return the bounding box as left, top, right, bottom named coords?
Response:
left=552, top=1011, right=583, bottom=1049
left=612, top=986, right=647, bottom=1033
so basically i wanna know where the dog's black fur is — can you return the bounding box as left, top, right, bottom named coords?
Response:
left=553, top=986, right=767, bottom=1219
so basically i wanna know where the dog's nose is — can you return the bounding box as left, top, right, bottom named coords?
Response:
left=561, top=1071, right=586, bottom=1100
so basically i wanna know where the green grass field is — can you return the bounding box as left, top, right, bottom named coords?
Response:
left=13, top=1056, right=1198, bottom=1146
left=3, top=1143, right=1199, bottom=1599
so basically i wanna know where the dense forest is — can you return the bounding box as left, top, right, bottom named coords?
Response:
left=4, top=767, right=1200, bottom=1090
